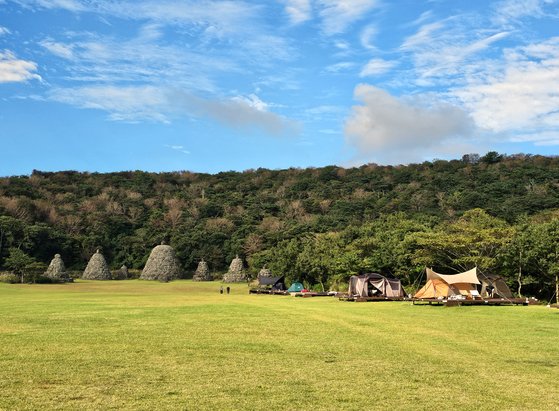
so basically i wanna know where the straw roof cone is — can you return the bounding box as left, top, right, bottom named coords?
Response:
left=193, top=259, right=212, bottom=281
left=141, top=244, right=181, bottom=281
left=44, top=253, right=68, bottom=281
left=223, top=255, right=246, bottom=282
left=114, top=264, right=128, bottom=280
left=258, top=266, right=272, bottom=278
left=82, top=249, right=112, bottom=280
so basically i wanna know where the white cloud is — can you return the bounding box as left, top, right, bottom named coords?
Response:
left=49, top=85, right=299, bottom=135
left=324, top=61, right=355, bottom=73
left=317, top=0, right=380, bottom=35
left=492, top=0, right=554, bottom=25
left=0, top=26, right=11, bottom=36
left=455, top=37, right=559, bottom=139
left=345, top=84, right=474, bottom=162
left=49, top=85, right=170, bottom=122
left=360, top=25, right=377, bottom=50
left=401, top=21, right=444, bottom=50
left=0, top=50, right=41, bottom=83
left=18, top=0, right=86, bottom=12
left=360, top=58, right=396, bottom=77
left=231, top=94, right=269, bottom=112
left=281, top=0, right=312, bottom=24
left=40, top=39, right=75, bottom=59
left=170, top=90, right=300, bottom=135
left=401, top=16, right=511, bottom=84
left=166, top=144, right=191, bottom=154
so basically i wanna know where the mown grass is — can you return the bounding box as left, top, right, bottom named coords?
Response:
left=0, top=280, right=557, bottom=410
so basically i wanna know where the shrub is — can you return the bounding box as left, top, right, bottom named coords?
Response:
left=0, top=272, right=20, bottom=284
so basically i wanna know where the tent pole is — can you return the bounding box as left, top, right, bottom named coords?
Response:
left=555, top=273, right=558, bottom=306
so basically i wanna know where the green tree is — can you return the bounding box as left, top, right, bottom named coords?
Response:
left=411, top=209, right=512, bottom=275
left=5, top=248, right=43, bottom=283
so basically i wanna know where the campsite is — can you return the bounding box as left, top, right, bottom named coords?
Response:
left=0, top=280, right=558, bottom=410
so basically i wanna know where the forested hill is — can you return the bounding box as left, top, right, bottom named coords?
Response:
left=1, top=152, right=559, bottom=297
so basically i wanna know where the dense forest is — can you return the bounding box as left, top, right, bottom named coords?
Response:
left=1, top=152, right=559, bottom=299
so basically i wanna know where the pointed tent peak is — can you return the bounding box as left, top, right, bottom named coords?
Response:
left=54, top=253, right=61, bottom=258
left=121, top=264, right=127, bottom=269
left=426, top=267, right=480, bottom=285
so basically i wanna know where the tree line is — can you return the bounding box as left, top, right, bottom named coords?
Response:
left=0, top=152, right=558, bottom=299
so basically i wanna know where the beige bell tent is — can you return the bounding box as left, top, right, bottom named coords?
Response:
left=348, top=273, right=406, bottom=298
left=414, top=267, right=480, bottom=299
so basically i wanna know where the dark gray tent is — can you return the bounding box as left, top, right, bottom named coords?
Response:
left=479, top=274, right=513, bottom=298
left=258, top=275, right=286, bottom=291
left=348, top=273, right=406, bottom=298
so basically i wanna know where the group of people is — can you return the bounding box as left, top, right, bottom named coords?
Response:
left=219, top=286, right=231, bottom=295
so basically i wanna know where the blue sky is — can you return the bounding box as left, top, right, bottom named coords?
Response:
left=1, top=0, right=559, bottom=175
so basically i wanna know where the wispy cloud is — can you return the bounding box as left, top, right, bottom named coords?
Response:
left=492, top=0, right=555, bottom=25
left=317, top=0, right=380, bottom=35
left=400, top=21, right=445, bottom=50
left=455, top=37, right=559, bottom=140
left=0, top=26, right=11, bottom=36
left=48, top=84, right=300, bottom=135
left=345, top=84, right=475, bottom=163
left=170, top=90, right=301, bottom=135
left=324, top=61, right=355, bottom=73
left=360, top=25, right=377, bottom=50
left=49, top=85, right=170, bottom=122
left=165, top=144, right=191, bottom=154
left=360, top=58, right=396, bottom=77
left=281, top=0, right=312, bottom=24
left=0, top=50, right=41, bottom=83
left=18, top=0, right=87, bottom=12
left=400, top=15, right=511, bottom=85
left=40, top=39, right=75, bottom=59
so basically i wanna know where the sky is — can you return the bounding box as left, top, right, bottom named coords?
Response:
left=1, top=0, right=559, bottom=176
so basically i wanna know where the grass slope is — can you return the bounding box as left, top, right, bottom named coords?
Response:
left=0, top=281, right=558, bottom=410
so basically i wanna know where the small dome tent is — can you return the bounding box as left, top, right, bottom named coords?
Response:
left=287, top=282, right=304, bottom=293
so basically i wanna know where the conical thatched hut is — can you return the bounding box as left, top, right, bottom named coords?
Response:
left=140, top=244, right=181, bottom=282
left=44, top=254, right=68, bottom=281
left=193, top=259, right=212, bottom=281
left=114, top=264, right=128, bottom=280
left=223, top=255, right=246, bottom=282
left=82, top=249, right=112, bottom=280
left=258, top=266, right=272, bottom=278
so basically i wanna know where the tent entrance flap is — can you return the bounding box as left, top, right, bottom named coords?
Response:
left=348, top=274, right=406, bottom=298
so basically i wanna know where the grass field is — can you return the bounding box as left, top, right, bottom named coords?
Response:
left=0, top=280, right=558, bottom=410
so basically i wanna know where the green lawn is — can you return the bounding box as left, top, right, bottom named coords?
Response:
left=0, top=280, right=557, bottom=410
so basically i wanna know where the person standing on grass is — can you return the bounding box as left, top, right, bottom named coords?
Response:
left=220, top=286, right=224, bottom=294
left=226, top=286, right=230, bottom=294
